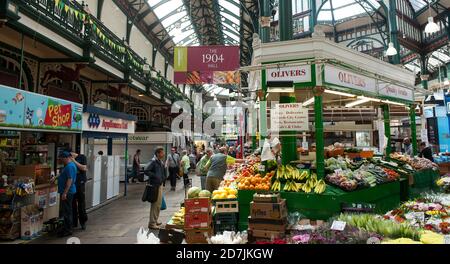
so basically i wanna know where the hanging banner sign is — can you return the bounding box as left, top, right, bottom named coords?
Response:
left=174, top=46, right=240, bottom=84
left=266, top=65, right=312, bottom=83
left=378, top=83, right=413, bottom=102
left=324, top=65, right=376, bottom=94
left=82, top=113, right=135, bottom=134
left=0, top=84, right=82, bottom=132
left=271, top=103, right=309, bottom=132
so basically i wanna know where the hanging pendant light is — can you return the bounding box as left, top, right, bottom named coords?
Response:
left=425, top=17, right=439, bottom=34
left=424, top=1, right=439, bottom=35
left=385, top=42, right=397, bottom=56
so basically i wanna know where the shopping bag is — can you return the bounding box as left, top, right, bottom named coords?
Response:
left=141, top=184, right=158, bottom=203
left=161, top=195, right=167, bottom=210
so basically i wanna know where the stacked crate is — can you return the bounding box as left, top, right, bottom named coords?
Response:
left=184, top=197, right=212, bottom=244
left=212, top=199, right=239, bottom=234
left=248, top=193, right=288, bottom=241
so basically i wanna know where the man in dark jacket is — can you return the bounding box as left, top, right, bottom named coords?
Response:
left=144, top=147, right=166, bottom=230
left=419, top=142, right=434, bottom=162
left=69, top=149, right=88, bottom=230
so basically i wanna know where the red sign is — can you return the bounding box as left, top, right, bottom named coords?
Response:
left=101, top=119, right=129, bottom=130
left=174, top=46, right=240, bottom=84
left=44, top=101, right=72, bottom=128
left=187, top=46, right=239, bottom=71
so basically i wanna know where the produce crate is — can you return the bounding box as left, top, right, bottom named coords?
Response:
left=184, top=198, right=211, bottom=214
left=248, top=229, right=286, bottom=240
left=158, top=228, right=184, bottom=244
left=250, top=199, right=288, bottom=220
left=185, top=228, right=213, bottom=244
left=184, top=213, right=211, bottom=230
left=252, top=193, right=281, bottom=203
left=213, top=199, right=238, bottom=213
left=248, top=217, right=287, bottom=232
left=165, top=219, right=184, bottom=230
left=213, top=223, right=237, bottom=234
left=360, top=151, right=374, bottom=158
left=213, top=212, right=238, bottom=225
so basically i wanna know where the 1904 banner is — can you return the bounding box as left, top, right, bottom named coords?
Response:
left=174, top=46, right=240, bottom=84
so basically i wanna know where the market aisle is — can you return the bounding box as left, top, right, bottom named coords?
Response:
left=30, top=175, right=200, bottom=244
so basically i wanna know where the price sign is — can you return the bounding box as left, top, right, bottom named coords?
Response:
left=331, top=220, right=346, bottom=231
left=444, top=235, right=450, bottom=244
left=258, top=165, right=265, bottom=172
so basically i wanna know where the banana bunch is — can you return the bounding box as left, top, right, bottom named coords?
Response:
left=283, top=180, right=300, bottom=192
left=171, top=207, right=185, bottom=225
left=314, top=180, right=327, bottom=194
left=302, top=183, right=312, bottom=193
left=271, top=179, right=281, bottom=192
left=276, top=166, right=285, bottom=180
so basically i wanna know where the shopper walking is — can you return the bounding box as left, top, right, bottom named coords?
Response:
left=69, top=149, right=88, bottom=231
left=54, top=151, right=77, bottom=237
left=196, top=148, right=213, bottom=190
left=144, top=147, right=166, bottom=230
left=205, top=147, right=244, bottom=192
left=129, top=149, right=141, bottom=183
left=180, top=150, right=191, bottom=186
left=165, top=147, right=180, bottom=191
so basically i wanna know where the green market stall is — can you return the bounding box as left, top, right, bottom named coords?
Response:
left=239, top=36, right=432, bottom=230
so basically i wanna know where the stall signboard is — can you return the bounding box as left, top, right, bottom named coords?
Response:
left=271, top=103, right=309, bottom=131
left=174, top=46, right=240, bottom=84
left=324, top=65, right=376, bottom=94
left=266, top=65, right=312, bottom=83
left=82, top=113, right=135, bottom=134
left=378, top=83, right=413, bottom=102
left=0, top=84, right=82, bottom=131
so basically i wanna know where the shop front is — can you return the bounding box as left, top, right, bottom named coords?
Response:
left=81, top=105, right=136, bottom=208
left=0, top=84, right=82, bottom=240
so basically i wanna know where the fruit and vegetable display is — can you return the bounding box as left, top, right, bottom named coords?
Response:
left=337, top=213, right=421, bottom=240
left=436, top=175, right=450, bottom=193
left=212, top=187, right=237, bottom=200
left=170, top=207, right=185, bottom=226
left=390, top=153, right=439, bottom=171
left=325, top=160, right=400, bottom=191
left=384, top=194, right=450, bottom=234
left=237, top=172, right=273, bottom=191
left=271, top=165, right=327, bottom=194
left=187, top=187, right=212, bottom=199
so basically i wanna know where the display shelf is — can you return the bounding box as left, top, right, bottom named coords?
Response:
left=238, top=181, right=401, bottom=231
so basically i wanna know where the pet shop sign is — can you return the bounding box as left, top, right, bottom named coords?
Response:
left=0, top=84, right=82, bottom=131
left=43, top=100, right=72, bottom=128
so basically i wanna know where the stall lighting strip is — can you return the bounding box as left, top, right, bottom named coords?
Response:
left=324, top=89, right=356, bottom=97
left=345, top=98, right=371, bottom=108
left=381, top=100, right=405, bottom=106
left=302, top=97, right=315, bottom=107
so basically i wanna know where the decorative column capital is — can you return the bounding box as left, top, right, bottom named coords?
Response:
left=260, top=16, right=271, bottom=28
left=313, top=86, right=325, bottom=96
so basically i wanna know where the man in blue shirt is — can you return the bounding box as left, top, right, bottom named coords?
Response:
left=55, top=151, right=77, bottom=237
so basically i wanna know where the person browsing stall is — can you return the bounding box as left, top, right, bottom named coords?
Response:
left=204, top=146, right=244, bottom=192
left=419, top=142, right=434, bottom=162
left=53, top=151, right=77, bottom=237
left=68, top=149, right=88, bottom=231
left=196, top=148, right=213, bottom=190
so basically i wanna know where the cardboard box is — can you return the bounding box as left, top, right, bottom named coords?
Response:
left=250, top=199, right=287, bottom=220
left=184, top=198, right=211, bottom=214
left=253, top=193, right=281, bottom=203
left=184, top=213, right=211, bottom=230
left=248, top=217, right=287, bottom=232
left=185, top=228, right=213, bottom=244
left=214, top=200, right=239, bottom=213
left=44, top=186, right=59, bottom=222
left=248, top=229, right=286, bottom=239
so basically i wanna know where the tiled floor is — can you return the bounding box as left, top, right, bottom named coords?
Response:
left=28, top=175, right=200, bottom=244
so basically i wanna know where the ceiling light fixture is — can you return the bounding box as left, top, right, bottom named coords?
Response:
left=385, top=42, right=398, bottom=56
left=381, top=100, right=404, bottom=106
left=424, top=9, right=439, bottom=34
left=357, top=96, right=381, bottom=103
left=324, top=89, right=356, bottom=97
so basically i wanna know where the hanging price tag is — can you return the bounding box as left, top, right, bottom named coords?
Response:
left=330, top=220, right=346, bottom=231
